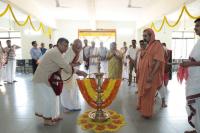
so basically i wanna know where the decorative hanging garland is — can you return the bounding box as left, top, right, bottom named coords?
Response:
left=151, top=5, right=200, bottom=32
left=0, top=4, right=52, bottom=37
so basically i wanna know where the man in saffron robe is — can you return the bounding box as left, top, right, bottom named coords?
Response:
left=137, top=28, right=165, bottom=118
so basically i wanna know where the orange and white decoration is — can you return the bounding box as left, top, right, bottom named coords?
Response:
left=77, top=78, right=121, bottom=109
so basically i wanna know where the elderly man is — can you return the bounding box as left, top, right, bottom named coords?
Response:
left=61, top=39, right=87, bottom=112
left=180, top=18, right=200, bottom=133
left=33, top=38, right=83, bottom=126
left=137, top=28, right=165, bottom=118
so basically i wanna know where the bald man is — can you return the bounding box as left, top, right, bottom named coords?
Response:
left=61, top=39, right=87, bottom=112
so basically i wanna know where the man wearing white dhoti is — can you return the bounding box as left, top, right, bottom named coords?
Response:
left=181, top=18, right=200, bottom=133
left=89, top=41, right=99, bottom=75
left=0, top=41, right=5, bottom=86
left=121, top=42, right=128, bottom=80
left=61, top=39, right=87, bottom=112
left=4, top=40, right=20, bottom=84
left=33, top=38, right=75, bottom=126
left=83, top=39, right=90, bottom=70
left=99, top=42, right=108, bottom=76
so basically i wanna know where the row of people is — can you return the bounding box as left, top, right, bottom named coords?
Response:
left=30, top=41, right=54, bottom=73
left=82, top=39, right=138, bottom=81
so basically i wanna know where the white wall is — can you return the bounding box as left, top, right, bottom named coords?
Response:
left=0, top=19, right=10, bottom=31
left=53, top=20, right=137, bottom=49
left=53, top=20, right=91, bottom=44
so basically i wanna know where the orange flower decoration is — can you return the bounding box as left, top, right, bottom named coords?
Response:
left=77, top=110, right=126, bottom=132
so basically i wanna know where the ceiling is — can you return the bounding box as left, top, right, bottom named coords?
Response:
left=3, top=0, right=200, bottom=28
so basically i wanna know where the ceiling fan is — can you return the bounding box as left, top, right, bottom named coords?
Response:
left=127, top=0, right=142, bottom=8
left=55, top=0, right=70, bottom=8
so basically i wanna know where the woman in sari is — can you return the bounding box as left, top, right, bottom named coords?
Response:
left=107, top=42, right=123, bottom=79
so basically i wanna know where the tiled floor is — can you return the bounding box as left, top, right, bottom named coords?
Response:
left=0, top=73, right=193, bottom=133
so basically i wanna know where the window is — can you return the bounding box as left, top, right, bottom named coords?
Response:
left=0, top=31, right=22, bottom=59
left=172, top=31, right=195, bottom=59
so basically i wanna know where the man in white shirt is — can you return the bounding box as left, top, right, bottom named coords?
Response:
left=33, top=38, right=85, bottom=126
left=127, top=40, right=138, bottom=86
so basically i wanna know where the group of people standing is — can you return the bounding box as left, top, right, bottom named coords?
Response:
left=0, top=18, right=198, bottom=133
left=33, top=38, right=131, bottom=125
left=31, top=35, right=170, bottom=126
left=82, top=39, right=136, bottom=80
left=30, top=41, right=54, bottom=74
